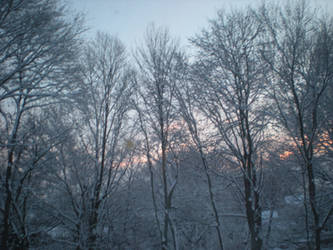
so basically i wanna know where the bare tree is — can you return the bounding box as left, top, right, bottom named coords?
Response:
left=0, top=108, right=71, bottom=249
left=257, top=1, right=333, bottom=249
left=190, top=8, right=269, bottom=250
left=0, top=0, right=83, bottom=248
left=50, top=32, right=134, bottom=250
left=134, top=24, right=186, bottom=250
left=174, top=72, right=225, bottom=250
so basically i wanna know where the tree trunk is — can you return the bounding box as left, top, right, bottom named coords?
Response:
left=161, top=140, right=169, bottom=250
left=1, top=174, right=11, bottom=250
left=88, top=206, right=99, bottom=250
left=244, top=176, right=262, bottom=250
left=307, top=161, right=321, bottom=250
left=198, top=147, right=224, bottom=250
left=1, top=147, right=15, bottom=250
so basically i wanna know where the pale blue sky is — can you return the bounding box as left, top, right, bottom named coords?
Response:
left=68, top=0, right=333, bottom=50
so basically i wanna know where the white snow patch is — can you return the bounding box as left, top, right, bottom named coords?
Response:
left=262, top=210, right=278, bottom=222
left=284, top=194, right=304, bottom=205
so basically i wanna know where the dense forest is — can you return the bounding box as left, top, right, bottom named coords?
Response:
left=0, top=0, right=332, bottom=249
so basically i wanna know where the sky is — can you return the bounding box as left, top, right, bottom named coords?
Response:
left=68, top=0, right=333, bottom=50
